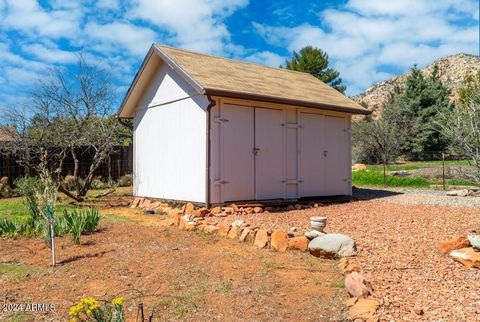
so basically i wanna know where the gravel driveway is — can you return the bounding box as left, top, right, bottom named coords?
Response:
left=211, top=187, right=480, bottom=320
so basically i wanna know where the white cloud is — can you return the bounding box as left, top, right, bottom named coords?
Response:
left=83, top=21, right=157, bottom=56
left=253, top=0, right=479, bottom=95
left=2, top=0, right=82, bottom=38
left=22, top=43, right=77, bottom=64
left=128, top=0, right=249, bottom=54
left=244, top=51, right=286, bottom=67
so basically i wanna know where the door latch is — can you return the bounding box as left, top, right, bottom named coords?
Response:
left=252, top=147, right=260, bottom=156
left=323, top=150, right=328, bottom=157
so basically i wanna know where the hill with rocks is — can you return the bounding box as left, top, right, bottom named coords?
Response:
left=352, top=53, right=480, bottom=118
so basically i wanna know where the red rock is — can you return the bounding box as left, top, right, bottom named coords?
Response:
left=217, top=223, right=230, bottom=237
left=141, top=199, right=152, bottom=208
left=271, top=230, right=289, bottom=252
left=130, top=197, right=141, bottom=208
left=154, top=207, right=169, bottom=215
left=245, top=207, right=254, bottom=214
left=254, top=229, right=269, bottom=248
left=222, top=207, right=234, bottom=214
left=228, top=226, right=240, bottom=239
left=183, top=202, right=195, bottom=213
left=203, top=225, right=219, bottom=234
left=436, top=236, right=470, bottom=254
left=450, top=247, right=480, bottom=268
left=338, top=258, right=360, bottom=275
left=352, top=163, right=367, bottom=171
left=239, top=228, right=251, bottom=242
left=253, top=207, right=263, bottom=213
left=172, top=211, right=182, bottom=226
left=197, top=207, right=210, bottom=216
left=345, top=272, right=373, bottom=298
left=348, top=298, right=379, bottom=320
left=288, top=236, right=309, bottom=252
left=211, top=206, right=222, bottom=214
left=136, top=198, right=145, bottom=207
left=230, top=204, right=239, bottom=212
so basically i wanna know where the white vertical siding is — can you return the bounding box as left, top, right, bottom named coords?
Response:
left=133, top=62, right=208, bottom=203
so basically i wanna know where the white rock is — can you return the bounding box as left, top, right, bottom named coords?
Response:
left=305, top=230, right=325, bottom=240
left=231, top=219, right=244, bottom=228
left=308, top=233, right=357, bottom=258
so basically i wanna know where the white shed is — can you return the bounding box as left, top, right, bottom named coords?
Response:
left=118, top=44, right=369, bottom=206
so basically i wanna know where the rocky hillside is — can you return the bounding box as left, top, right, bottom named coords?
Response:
left=353, top=53, right=480, bottom=118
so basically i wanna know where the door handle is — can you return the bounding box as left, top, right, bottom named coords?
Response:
left=252, top=148, right=260, bottom=156
left=323, top=150, right=328, bottom=157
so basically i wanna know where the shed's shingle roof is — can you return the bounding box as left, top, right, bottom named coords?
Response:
left=156, top=45, right=368, bottom=114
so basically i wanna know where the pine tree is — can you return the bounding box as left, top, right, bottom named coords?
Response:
left=395, top=65, right=452, bottom=156
left=283, top=46, right=346, bottom=93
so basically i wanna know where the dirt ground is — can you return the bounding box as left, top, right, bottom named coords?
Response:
left=0, top=196, right=347, bottom=322
left=211, top=189, right=480, bottom=321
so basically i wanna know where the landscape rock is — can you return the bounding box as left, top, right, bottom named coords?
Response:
left=288, top=236, right=309, bottom=252
left=141, top=199, right=152, bottom=208
left=308, top=233, right=357, bottom=258
left=450, top=247, right=480, bottom=268
left=238, top=228, right=251, bottom=243
left=228, top=226, right=240, bottom=239
left=436, top=236, right=470, bottom=254
left=143, top=208, right=155, bottom=215
left=348, top=298, right=379, bottom=321
left=230, top=204, right=239, bottom=212
left=172, top=211, right=182, bottom=226
left=352, top=163, right=367, bottom=171
left=211, top=207, right=222, bottom=214
left=222, top=207, right=234, bottom=214
left=305, top=230, right=325, bottom=240
left=345, top=272, right=373, bottom=298
left=254, top=229, right=269, bottom=248
left=217, top=223, right=230, bottom=237
left=271, top=230, right=289, bottom=252
left=245, top=207, right=254, bottom=214
left=338, top=258, right=360, bottom=275
left=253, top=207, right=263, bottom=213
left=154, top=207, right=169, bottom=215
left=446, top=189, right=470, bottom=197
left=231, top=219, right=244, bottom=228
left=130, top=197, right=141, bottom=208
left=203, top=225, right=219, bottom=234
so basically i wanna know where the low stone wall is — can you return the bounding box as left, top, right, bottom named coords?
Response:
left=130, top=197, right=380, bottom=321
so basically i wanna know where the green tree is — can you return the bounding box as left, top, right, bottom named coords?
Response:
left=458, top=70, right=480, bottom=103
left=395, top=65, right=452, bottom=155
left=283, top=46, right=346, bottom=93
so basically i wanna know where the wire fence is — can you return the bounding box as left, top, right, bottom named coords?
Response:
left=0, top=145, right=133, bottom=186
left=372, top=151, right=478, bottom=189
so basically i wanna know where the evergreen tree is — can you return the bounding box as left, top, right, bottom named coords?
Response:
left=394, top=65, right=452, bottom=156
left=283, top=46, right=346, bottom=93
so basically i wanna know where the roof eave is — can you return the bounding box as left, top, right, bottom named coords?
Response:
left=204, top=88, right=371, bottom=115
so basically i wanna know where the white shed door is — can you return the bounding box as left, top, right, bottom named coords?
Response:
left=323, top=115, right=348, bottom=195
left=299, top=113, right=348, bottom=197
left=255, top=108, right=285, bottom=200
left=221, top=104, right=255, bottom=202
left=299, top=113, right=325, bottom=197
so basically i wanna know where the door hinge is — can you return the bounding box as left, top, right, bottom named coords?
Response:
left=213, top=180, right=229, bottom=185
left=214, top=117, right=229, bottom=123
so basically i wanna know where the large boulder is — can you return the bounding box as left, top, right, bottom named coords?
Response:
left=308, top=233, right=357, bottom=258
left=288, top=236, right=309, bottom=252
left=254, top=229, right=269, bottom=248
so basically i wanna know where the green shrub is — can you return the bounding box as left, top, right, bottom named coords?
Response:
left=15, top=177, right=44, bottom=223
left=62, top=207, right=101, bottom=244
left=0, top=219, right=31, bottom=238
left=118, top=174, right=133, bottom=187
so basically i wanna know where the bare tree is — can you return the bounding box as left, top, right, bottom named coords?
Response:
left=437, top=93, right=480, bottom=184
left=2, top=55, right=130, bottom=201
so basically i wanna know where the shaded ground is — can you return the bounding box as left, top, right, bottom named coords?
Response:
left=0, top=197, right=346, bottom=321
left=212, top=189, right=480, bottom=321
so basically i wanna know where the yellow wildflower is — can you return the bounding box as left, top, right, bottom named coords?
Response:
left=111, top=297, right=124, bottom=306
left=68, top=303, right=84, bottom=316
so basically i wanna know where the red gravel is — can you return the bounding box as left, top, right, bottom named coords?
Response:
left=208, top=198, right=480, bottom=320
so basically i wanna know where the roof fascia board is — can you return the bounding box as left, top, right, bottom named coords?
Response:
left=117, top=46, right=156, bottom=118
left=152, top=44, right=205, bottom=95
left=203, top=89, right=371, bottom=115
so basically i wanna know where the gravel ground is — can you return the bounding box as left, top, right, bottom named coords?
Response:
left=353, top=187, right=480, bottom=208
left=208, top=188, right=480, bottom=321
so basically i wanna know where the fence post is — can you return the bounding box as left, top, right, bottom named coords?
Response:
left=442, top=151, right=446, bottom=190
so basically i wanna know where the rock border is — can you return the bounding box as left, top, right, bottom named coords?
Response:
left=130, top=198, right=380, bottom=321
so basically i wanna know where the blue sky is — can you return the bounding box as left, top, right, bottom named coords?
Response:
left=0, top=0, right=478, bottom=111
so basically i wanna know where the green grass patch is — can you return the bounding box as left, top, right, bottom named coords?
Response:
left=0, top=263, right=37, bottom=281
left=352, top=170, right=431, bottom=188
left=446, top=179, right=478, bottom=186
left=329, top=278, right=345, bottom=289
left=366, top=159, right=472, bottom=172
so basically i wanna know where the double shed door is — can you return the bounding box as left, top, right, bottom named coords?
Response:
left=219, top=104, right=349, bottom=202
left=220, top=104, right=285, bottom=202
